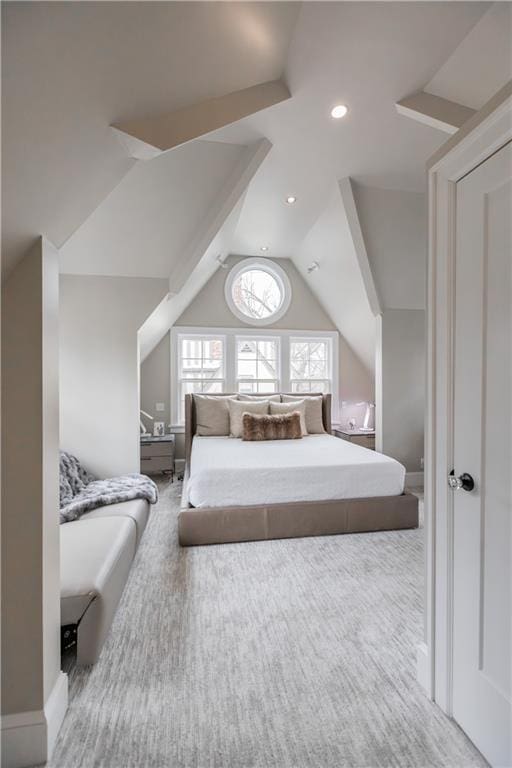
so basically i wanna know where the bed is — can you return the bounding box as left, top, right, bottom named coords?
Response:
left=179, top=393, right=418, bottom=546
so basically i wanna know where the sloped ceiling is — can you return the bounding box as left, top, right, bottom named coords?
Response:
left=425, top=2, right=512, bottom=111
left=294, top=182, right=376, bottom=375
left=60, top=140, right=247, bottom=277
left=352, top=184, right=427, bottom=312
left=4, top=1, right=504, bottom=386
left=1, top=1, right=299, bottom=276
left=210, top=1, right=488, bottom=258
left=138, top=193, right=248, bottom=362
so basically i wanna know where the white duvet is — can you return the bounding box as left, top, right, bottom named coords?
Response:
left=187, top=434, right=405, bottom=508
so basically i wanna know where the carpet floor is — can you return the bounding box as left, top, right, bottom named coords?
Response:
left=48, top=481, right=487, bottom=768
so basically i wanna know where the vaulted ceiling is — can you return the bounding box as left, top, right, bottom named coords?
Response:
left=1, top=1, right=299, bottom=276
left=219, top=0, right=490, bottom=258
left=3, top=1, right=509, bottom=376
left=61, top=140, right=247, bottom=278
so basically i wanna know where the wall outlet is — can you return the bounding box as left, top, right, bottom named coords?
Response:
left=155, top=402, right=165, bottom=412
left=420, top=457, right=424, bottom=470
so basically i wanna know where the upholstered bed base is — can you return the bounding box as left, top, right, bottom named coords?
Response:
left=179, top=474, right=418, bottom=546
left=179, top=393, right=419, bottom=547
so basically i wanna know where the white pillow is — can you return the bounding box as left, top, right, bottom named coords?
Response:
left=228, top=399, right=269, bottom=438
left=194, top=394, right=238, bottom=436
left=282, top=395, right=325, bottom=434
left=270, top=400, right=308, bottom=436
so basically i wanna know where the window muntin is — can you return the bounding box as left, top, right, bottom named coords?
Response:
left=236, top=337, right=280, bottom=393
left=177, top=336, right=225, bottom=420
left=290, top=380, right=330, bottom=394
left=225, top=259, right=292, bottom=326
left=171, top=329, right=338, bottom=425
left=290, top=338, right=332, bottom=393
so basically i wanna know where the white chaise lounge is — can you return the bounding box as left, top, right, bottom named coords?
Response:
left=60, top=499, right=149, bottom=665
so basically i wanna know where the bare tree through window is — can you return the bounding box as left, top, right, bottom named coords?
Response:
left=290, top=339, right=330, bottom=393
left=232, top=269, right=282, bottom=320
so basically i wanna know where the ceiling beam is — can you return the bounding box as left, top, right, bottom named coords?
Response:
left=338, top=178, right=382, bottom=317
left=112, top=80, right=289, bottom=159
left=395, top=91, right=476, bottom=135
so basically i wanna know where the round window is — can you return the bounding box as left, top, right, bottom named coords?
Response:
left=225, top=259, right=292, bottom=326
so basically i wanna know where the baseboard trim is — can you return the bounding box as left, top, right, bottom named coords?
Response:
left=174, top=458, right=185, bottom=475
left=45, top=671, right=68, bottom=757
left=1, top=672, right=68, bottom=768
left=405, top=471, right=424, bottom=490
left=1, top=708, right=46, bottom=768
left=416, top=641, right=432, bottom=698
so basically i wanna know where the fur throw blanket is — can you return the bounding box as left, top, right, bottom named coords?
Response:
left=59, top=451, right=158, bottom=524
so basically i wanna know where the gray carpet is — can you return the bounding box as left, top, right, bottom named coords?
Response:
left=49, top=482, right=487, bottom=768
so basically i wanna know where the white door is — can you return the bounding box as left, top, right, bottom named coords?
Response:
left=452, top=141, right=511, bottom=767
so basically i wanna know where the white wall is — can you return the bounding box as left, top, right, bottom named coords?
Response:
left=174, top=254, right=372, bottom=403
left=352, top=184, right=426, bottom=311
left=376, top=310, right=425, bottom=473
left=176, top=255, right=335, bottom=331
left=2, top=238, right=65, bottom=766
left=338, top=336, right=374, bottom=403
left=140, top=331, right=170, bottom=429
left=352, top=184, right=427, bottom=472
left=142, top=255, right=373, bottom=459
left=60, top=275, right=167, bottom=477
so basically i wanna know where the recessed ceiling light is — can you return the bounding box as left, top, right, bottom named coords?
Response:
left=331, top=104, right=348, bottom=119
left=260, top=245, right=269, bottom=252
left=285, top=195, right=297, bottom=205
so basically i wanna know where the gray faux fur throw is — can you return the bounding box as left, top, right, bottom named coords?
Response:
left=242, top=411, right=302, bottom=441
left=59, top=450, right=158, bottom=524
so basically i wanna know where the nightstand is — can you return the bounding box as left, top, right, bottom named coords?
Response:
left=333, top=427, right=375, bottom=450
left=140, top=435, right=175, bottom=479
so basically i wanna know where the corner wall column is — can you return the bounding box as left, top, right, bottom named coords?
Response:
left=1, top=237, right=67, bottom=768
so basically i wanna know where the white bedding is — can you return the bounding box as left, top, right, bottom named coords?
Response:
left=188, top=434, right=405, bottom=508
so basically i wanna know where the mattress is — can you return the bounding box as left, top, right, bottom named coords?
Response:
left=188, top=434, right=406, bottom=508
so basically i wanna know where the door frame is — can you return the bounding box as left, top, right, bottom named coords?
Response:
left=423, top=81, right=512, bottom=713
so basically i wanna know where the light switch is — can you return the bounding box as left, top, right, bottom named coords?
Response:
left=155, top=402, right=165, bottom=412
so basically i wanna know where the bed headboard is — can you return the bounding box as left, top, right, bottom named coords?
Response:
left=184, top=393, right=332, bottom=467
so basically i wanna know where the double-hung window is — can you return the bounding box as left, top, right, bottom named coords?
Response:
left=171, top=329, right=338, bottom=425
left=289, top=337, right=332, bottom=394
left=177, top=335, right=225, bottom=420
left=236, top=337, right=280, bottom=394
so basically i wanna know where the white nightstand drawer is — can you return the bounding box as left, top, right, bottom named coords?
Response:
left=141, top=442, right=173, bottom=458
left=140, top=456, right=171, bottom=473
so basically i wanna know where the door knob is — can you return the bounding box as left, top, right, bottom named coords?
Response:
left=448, top=471, right=475, bottom=492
